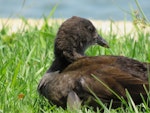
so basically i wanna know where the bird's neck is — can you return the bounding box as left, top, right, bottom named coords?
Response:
left=47, top=57, right=71, bottom=73
left=47, top=48, right=86, bottom=73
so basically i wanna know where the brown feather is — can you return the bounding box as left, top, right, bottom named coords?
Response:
left=37, top=16, right=149, bottom=109
left=38, top=56, right=149, bottom=108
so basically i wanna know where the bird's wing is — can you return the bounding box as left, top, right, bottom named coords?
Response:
left=63, top=56, right=149, bottom=106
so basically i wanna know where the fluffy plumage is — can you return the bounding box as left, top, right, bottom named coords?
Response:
left=38, top=16, right=149, bottom=109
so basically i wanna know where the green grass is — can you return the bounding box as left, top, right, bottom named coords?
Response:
left=0, top=15, right=150, bottom=113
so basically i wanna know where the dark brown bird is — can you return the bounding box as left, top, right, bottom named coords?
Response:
left=38, top=16, right=149, bottom=109
left=47, top=16, right=109, bottom=73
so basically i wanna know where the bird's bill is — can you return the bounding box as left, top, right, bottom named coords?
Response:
left=97, top=35, right=109, bottom=48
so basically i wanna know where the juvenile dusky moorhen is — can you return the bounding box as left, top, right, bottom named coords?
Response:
left=38, top=16, right=149, bottom=109
left=47, top=16, right=109, bottom=73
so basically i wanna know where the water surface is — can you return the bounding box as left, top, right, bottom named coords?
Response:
left=0, top=0, right=149, bottom=20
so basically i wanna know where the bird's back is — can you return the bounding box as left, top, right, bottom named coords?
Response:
left=40, top=56, right=149, bottom=108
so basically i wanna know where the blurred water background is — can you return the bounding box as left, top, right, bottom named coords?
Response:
left=0, top=0, right=149, bottom=20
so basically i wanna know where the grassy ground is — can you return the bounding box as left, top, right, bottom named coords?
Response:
left=0, top=16, right=150, bottom=113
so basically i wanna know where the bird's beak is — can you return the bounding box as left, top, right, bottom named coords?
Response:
left=97, top=35, right=109, bottom=48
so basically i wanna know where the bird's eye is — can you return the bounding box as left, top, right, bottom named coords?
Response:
left=87, top=26, right=94, bottom=32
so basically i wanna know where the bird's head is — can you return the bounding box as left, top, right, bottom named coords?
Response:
left=55, top=16, right=109, bottom=55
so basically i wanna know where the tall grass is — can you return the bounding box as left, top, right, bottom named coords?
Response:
left=0, top=3, right=150, bottom=113
left=0, top=18, right=149, bottom=113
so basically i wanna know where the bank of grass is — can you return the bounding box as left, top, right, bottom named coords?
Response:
left=0, top=18, right=150, bottom=113
left=0, top=13, right=150, bottom=113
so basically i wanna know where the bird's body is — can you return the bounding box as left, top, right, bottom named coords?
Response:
left=39, top=56, right=149, bottom=108
left=38, top=16, right=149, bottom=109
